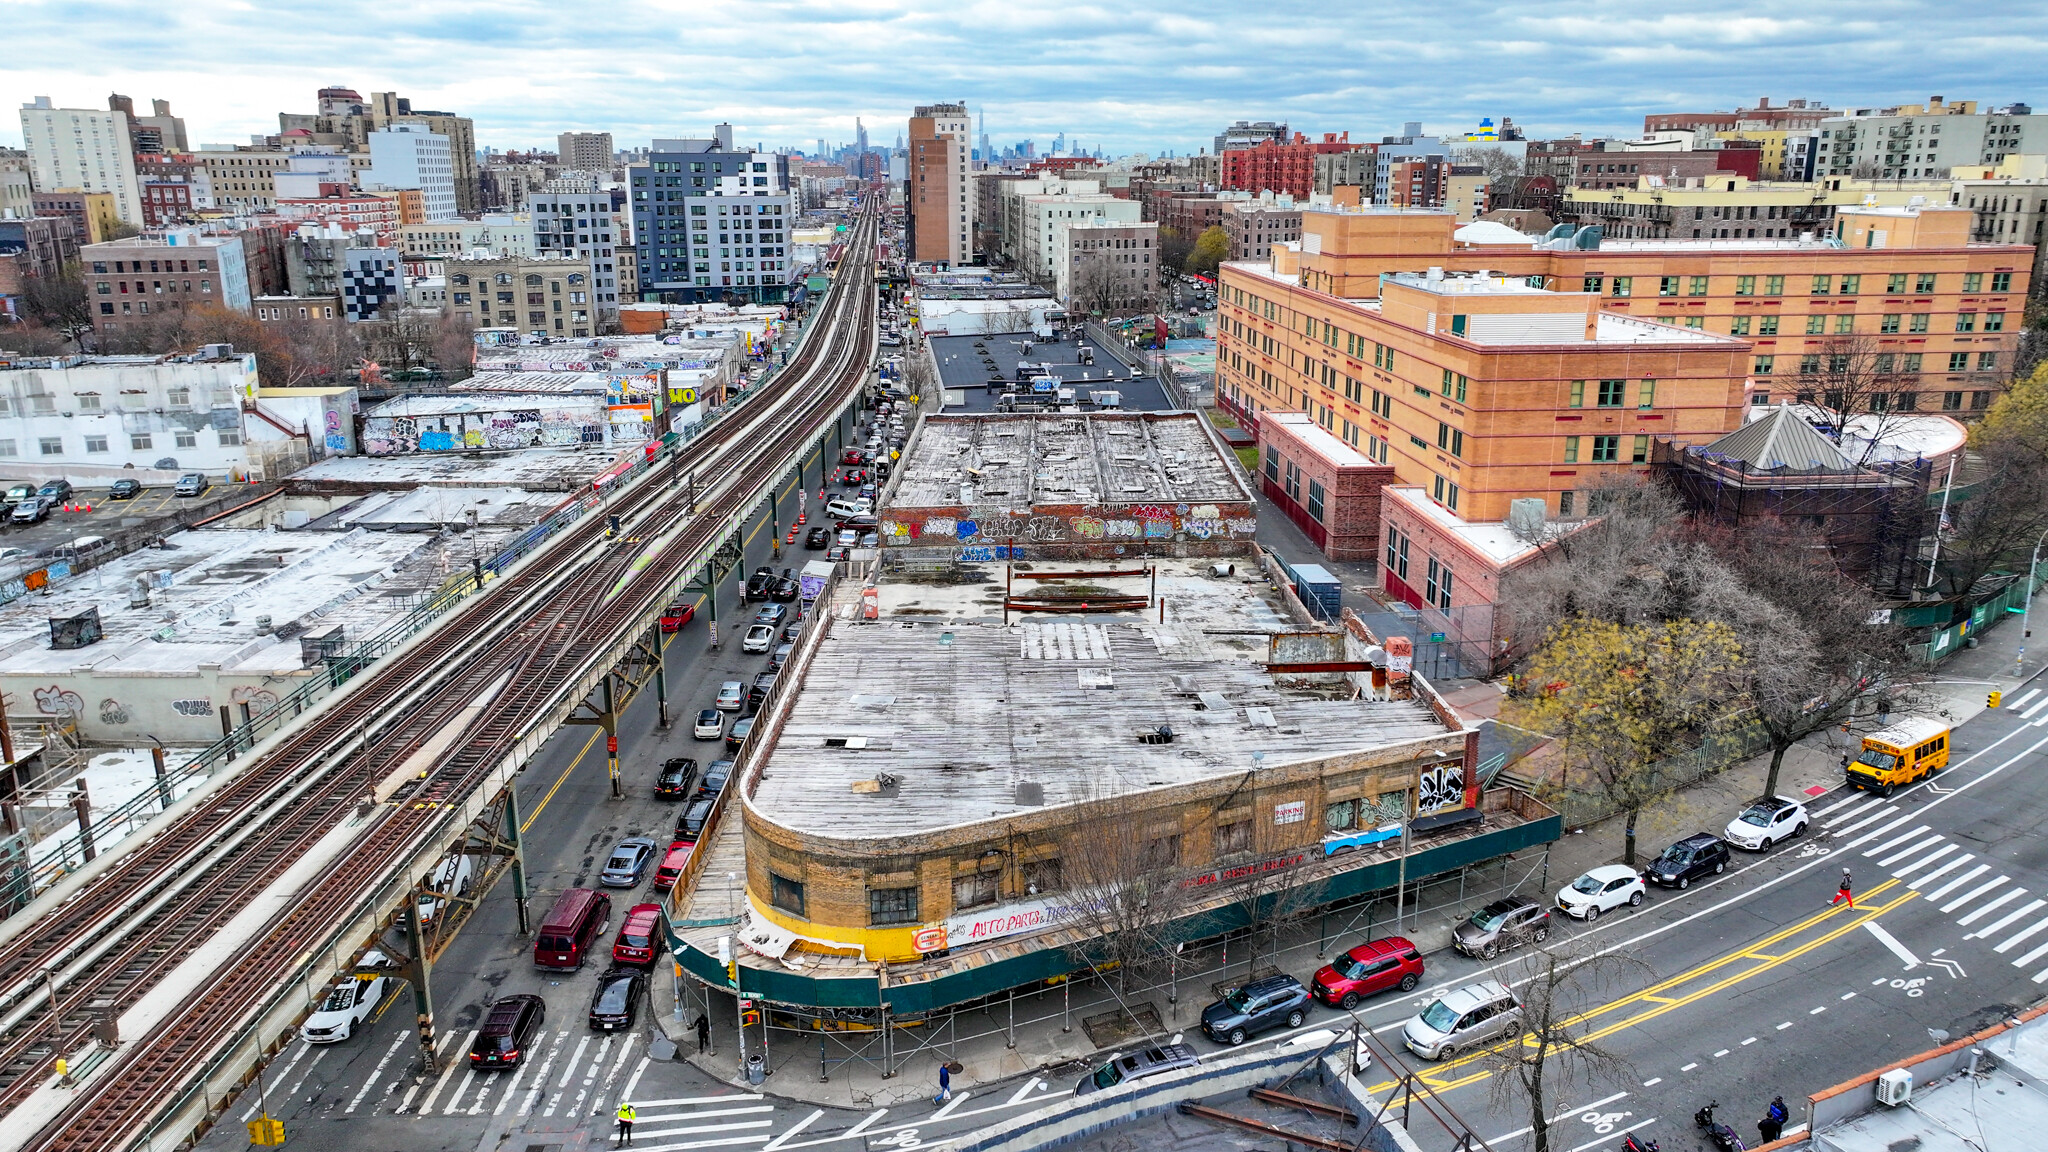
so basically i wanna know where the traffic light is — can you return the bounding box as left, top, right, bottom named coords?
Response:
left=247, top=1118, right=285, bottom=1146
left=742, top=1008, right=761, bottom=1028
left=1989, top=690, right=2003, bottom=709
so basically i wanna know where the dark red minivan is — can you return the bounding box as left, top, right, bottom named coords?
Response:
left=533, top=888, right=611, bottom=971
left=1310, top=936, right=1425, bottom=1009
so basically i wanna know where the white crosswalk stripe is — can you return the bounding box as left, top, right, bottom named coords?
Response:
left=2010, top=687, right=2043, bottom=711
left=1925, top=864, right=1992, bottom=902
left=1863, top=826, right=1932, bottom=858
left=1844, top=814, right=1917, bottom=849
left=1890, top=843, right=1959, bottom=878
left=1998, top=917, right=2048, bottom=954
left=1957, top=887, right=2028, bottom=926
left=1877, top=834, right=1944, bottom=867
left=1941, top=875, right=2011, bottom=914
left=1901, top=851, right=1974, bottom=889
left=1812, top=793, right=1868, bottom=820
left=1830, top=805, right=1899, bottom=835
left=1967, top=899, right=2045, bottom=940
left=2014, top=936, right=2048, bottom=968
left=2021, top=694, right=2048, bottom=720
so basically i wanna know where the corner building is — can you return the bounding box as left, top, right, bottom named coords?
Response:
left=1217, top=204, right=2031, bottom=518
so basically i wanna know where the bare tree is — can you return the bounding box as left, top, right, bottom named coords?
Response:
left=1927, top=438, right=2048, bottom=600
left=1157, top=225, right=1195, bottom=273
left=0, top=323, right=70, bottom=355
left=433, top=311, right=476, bottom=383
left=1073, top=259, right=1123, bottom=317
left=1483, top=941, right=1650, bottom=1152
left=1449, top=146, right=1525, bottom=183
left=1056, top=792, right=1199, bottom=998
left=1789, top=334, right=1922, bottom=465
left=20, top=262, right=94, bottom=347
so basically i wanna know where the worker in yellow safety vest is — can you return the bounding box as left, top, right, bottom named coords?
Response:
left=615, top=1100, right=637, bottom=1146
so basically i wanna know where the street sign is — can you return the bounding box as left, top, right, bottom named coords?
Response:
left=1428, top=632, right=1446, bottom=644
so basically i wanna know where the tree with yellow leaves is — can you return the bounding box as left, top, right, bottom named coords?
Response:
left=1509, top=618, right=1743, bottom=865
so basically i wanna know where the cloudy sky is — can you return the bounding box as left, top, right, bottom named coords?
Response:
left=5, top=0, right=2043, bottom=156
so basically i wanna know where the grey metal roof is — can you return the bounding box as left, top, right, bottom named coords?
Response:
left=1703, top=403, right=1859, bottom=472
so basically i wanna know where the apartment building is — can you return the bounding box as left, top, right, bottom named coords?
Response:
left=1005, top=184, right=1143, bottom=281
left=1051, top=218, right=1159, bottom=312
left=18, top=98, right=145, bottom=224
left=446, top=253, right=598, bottom=335
left=364, top=123, right=457, bottom=222
left=628, top=127, right=797, bottom=305
left=1952, top=154, right=2048, bottom=292
left=1216, top=202, right=2032, bottom=522
left=1221, top=197, right=1301, bottom=261
left=909, top=103, right=972, bottom=265
left=557, top=132, right=614, bottom=173
left=1314, top=150, right=1380, bottom=196
left=1221, top=133, right=1362, bottom=199
left=28, top=190, right=116, bottom=245
left=1819, top=96, right=2046, bottom=179
left=1558, top=174, right=1953, bottom=239
left=82, top=229, right=254, bottom=338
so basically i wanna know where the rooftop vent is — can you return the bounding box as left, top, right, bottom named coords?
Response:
left=1015, top=781, right=1044, bottom=806
left=1137, top=725, right=1175, bottom=745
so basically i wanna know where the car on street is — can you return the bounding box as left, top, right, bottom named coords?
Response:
left=611, top=903, right=664, bottom=967
left=742, top=624, right=776, bottom=653
left=744, top=565, right=778, bottom=601
left=859, top=531, right=878, bottom=548
left=693, top=708, right=724, bottom=740
left=714, top=681, right=745, bottom=711
left=300, top=960, right=394, bottom=1043
left=782, top=621, right=804, bottom=644
left=10, top=497, right=49, bottom=524
left=173, top=472, right=208, bottom=497
left=804, top=526, right=831, bottom=549
left=108, top=478, right=143, bottom=500
left=726, top=716, right=754, bottom=753
left=839, top=448, right=870, bottom=466
left=655, top=757, right=698, bottom=798
left=673, top=798, right=715, bottom=846
left=1074, top=1043, right=1201, bottom=1096
left=659, top=601, right=697, bottom=631
left=37, top=479, right=72, bottom=502
left=1452, top=896, right=1550, bottom=959
left=825, top=497, right=870, bottom=520
left=826, top=544, right=851, bottom=561
left=598, top=837, right=659, bottom=887
left=769, top=569, right=799, bottom=601
left=695, top=761, right=732, bottom=801
left=1403, top=980, right=1521, bottom=1061
left=653, top=844, right=693, bottom=891
left=588, top=967, right=646, bottom=1031
left=1646, top=834, right=1730, bottom=889
left=766, top=642, right=794, bottom=673
left=753, top=602, right=788, bottom=628
left=1310, top=936, right=1424, bottom=1009
left=411, top=851, right=475, bottom=929
left=836, top=528, right=858, bottom=548
left=469, top=994, right=546, bottom=1067
left=1199, top=974, right=1312, bottom=1046
left=1724, top=796, right=1808, bottom=851
left=1555, top=864, right=1647, bottom=921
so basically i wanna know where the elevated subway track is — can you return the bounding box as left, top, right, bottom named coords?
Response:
left=0, top=204, right=881, bottom=1152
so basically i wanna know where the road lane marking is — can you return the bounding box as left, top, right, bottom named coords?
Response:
left=2009, top=936, right=2048, bottom=967
left=617, top=1056, right=651, bottom=1110
left=412, top=1030, right=473, bottom=1114
left=2011, top=687, right=2043, bottom=710
left=493, top=1060, right=531, bottom=1116
left=598, top=1034, right=640, bottom=1108
left=348, top=1034, right=412, bottom=1114
left=1483, top=1091, right=1630, bottom=1145
left=1567, top=1121, right=1656, bottom=1152
left=286, top=1046, right=326, bottom=1097
left=1844, top=814, right=1919, bottom=849
left=1893, top=845, right=1962, bottom=881
left=1006, top=1077, right=1044, bottom=1105
left=1997, top=917, right=2048, bottom=953
left=1642, top=1077, right=1661, bottom=1086
left=1864, top=826, right=1933, bottom=858
left=1812, top=794, right=1866, bottom=819
left=520, top=1031, right=569, bottom=1116
left=1680, top=1063, right=1699, bottom=1071
left=1713, top=1049, right=1730, bottom=1057
left=633, top=1119, right=775, bottom=1140
left=1925, top=864, right=1992, bottom=902
left=931, top=1090, right=972, bottom=1119
left=1877, top=835, right=1945, bottom=867
left=633, top=1094, right=768, bottom=1107
left=1941, top=876, right=2012, bottom=913
left=2022, top=694, right=2048, bottom=719
left=1776, top=1021, right=1793, bottom=1030
left=762, top=1110, right=824, bottom=1151
left=1865, top=922, right=1920, bottom=968
left=1842, top=992, right=1857, bottom=999
left=1830, top=807, right=1900, bottom=836
left=1810, top=1006, right=1826, bottom=1014
left=636, top=1105, right=777, bottom=1122
left=1959, top=890, right=2032, bottom=928
left=440, top=1066, right=478, bottom=1115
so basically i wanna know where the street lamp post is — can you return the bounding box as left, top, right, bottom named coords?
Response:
left=2018, top=528, right=2048, bottom=677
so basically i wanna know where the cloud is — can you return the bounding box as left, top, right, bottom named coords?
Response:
left=3, top=0, right=2044, bottom=155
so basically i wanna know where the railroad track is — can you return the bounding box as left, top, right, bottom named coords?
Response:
left=0, top=205, right=880, bottom=1152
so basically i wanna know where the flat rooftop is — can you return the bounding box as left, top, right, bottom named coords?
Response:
left=887, top=412, right=1250, bottom=509
left=290, top=446, right=620, bottom=490
left=752, top=561, right=1459, bottom=839
left=1386, top=272, right=1551, bottom=296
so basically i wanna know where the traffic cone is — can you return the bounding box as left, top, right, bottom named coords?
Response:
left=797, top=512, right=806, bottom=525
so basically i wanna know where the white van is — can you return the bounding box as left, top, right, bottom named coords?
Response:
left=53, top=536, right=113, bottom=565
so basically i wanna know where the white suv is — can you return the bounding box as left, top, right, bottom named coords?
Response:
left=1723, top=795, right=1809, bottom=852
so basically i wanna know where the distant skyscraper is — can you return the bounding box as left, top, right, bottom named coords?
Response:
left=1052, top=131, right=1066, bottom=155
left=557, top=132, right=614, bottom=172
left=18, top=96, right=145, bottom=223
left=856, top=118, right=869, bottom=158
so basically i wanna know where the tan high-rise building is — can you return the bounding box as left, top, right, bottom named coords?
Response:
left=557, top=132, right=614, bottom=173
left=908, top=103, right=971, bottom=266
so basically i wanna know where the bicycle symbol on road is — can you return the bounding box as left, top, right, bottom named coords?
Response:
left=1795, top=842, right=1835, bottom=859
left=1890, top=976, right=1931, bottom=997
left=873, top=1129, right=925, bottom=1148
left=1581, top=1109, right=1633, bottom=1133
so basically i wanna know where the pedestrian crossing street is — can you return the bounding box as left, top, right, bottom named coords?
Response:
left=1817, top=737, right=2048, bottom=984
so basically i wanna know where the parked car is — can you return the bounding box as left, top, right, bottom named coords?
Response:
left=1199, top=974, right=1312, bottom=1046
left=108, top=478, right=143, bottom=500
left=659, top=601, right=697, bottom=632
left=836, top=528, right=858, bottom=548
left=826, top=544, right=851, bottom=561
left=714, top=681, right=745, bottom=711
left=1645, top=834, right=1731, bottom=890
left=747, top=672, right=777, bottom=714
left=173, top=472, right=208, bottom=497
left=825, top=497, right=870, bottom=520
left=839, top=448, right=870, bottom=466
left=726, top=716, right=754, bottom=753
left=598, top=836, right=659, bottom=887
left=753, top=603, right=787, bottom=628
left=742, top=624, right=776, bottom=653
left=1724, top=796, right=1808, bottom=852
left=858, top=531, right=878, bottom=549
left=37, top=479, right=72, bottom=502
left=1403, top=980, right=1521, bottom=1061
left=469, top=994, right=546, bottom=1067
left=653, top=844, right=693, bottom=891
left=782, top=621, right=804, bottom=644
left=611, top=903, right=664, bottom=968
left=673, top=798, right=715, bottom=846
left=655, top=757, right=698, bottom=799
left=769, top=569, right=799, bottom=601
left=1074, top=1043, right=1200, bottom=1096
left=1311, top=936, right=1424, bottom=1009
left=743, top=564, right=778, bottom=601
left=693, top=708, right=724, bottom=740
left=588, top=967, right=646, bottom=1031
left=300, top=962, right=393, bottom=1043
left=2, top=483, right=33, bottom=503
left=10, top=497, right=49, bottom=524
left=695, top=761, right=732, bottom=801
left=766, top=642, right=794, bottom=673
left=411, top=850, right=476, bottom=929
left=1555, top=864, right=1646, bottom=921
left=1452, top=896, right=1550, bottom=960
left=804, top=526, right=832, bottom=549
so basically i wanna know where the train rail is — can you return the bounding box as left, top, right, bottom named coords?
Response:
left=0, top=205, right=880, bottom=1152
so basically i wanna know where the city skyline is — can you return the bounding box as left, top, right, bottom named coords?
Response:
left=5, top=0, right=2045, bottom=155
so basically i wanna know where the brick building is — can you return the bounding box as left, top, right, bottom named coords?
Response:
left=1257, top=411, right=1395, bottom=560
left=1221, top=133, right=1364, bottom=199
left=1221, top=197, right=1301, bottom=261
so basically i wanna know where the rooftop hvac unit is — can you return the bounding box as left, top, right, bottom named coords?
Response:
left=49, top=608, right=103, bottom=651
left=1874, top=1068, right=1912, bottom=1107
left=299, top=623, right=347, bottom=666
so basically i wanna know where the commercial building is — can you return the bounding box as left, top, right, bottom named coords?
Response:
left=445, top=253, right=599, bottom=336
left=1215, top=120, right=1290, bottom=155
left=1215, top=201, right=2031, bottom=526
left=527, top=182, right=621, bottom=322
left=0, top=347, right=257, bottom=479
left=908, top=102, right=973, bottom=266
left=1051, top=219, right=1160, bottom=312
left=1221, top=133, right=1363, bottom=199
left=1221, top=196, right=1301, bottom=261
left=1257, top=411, right=1396, bottom=561
left=628, top=127, right=798, bottom=305
left=195, top=149, right=293, bottom=212
left=364, top=123, right=457, bottom=222
left=1819, top=96, right=2046, bottom=180
left=82, top=229, right=254, bottom=338
left=556, top=132, right=614, bottom=173
left=1557, top=173, right=1954, bottom=240
left=18, top=97, right=145, bottom=225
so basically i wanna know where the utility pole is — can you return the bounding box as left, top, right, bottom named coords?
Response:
left=2018, top=528, right=2046, bottom=677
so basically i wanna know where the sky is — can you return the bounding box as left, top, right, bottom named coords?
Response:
left=4, top=0, right=2045, bottom=157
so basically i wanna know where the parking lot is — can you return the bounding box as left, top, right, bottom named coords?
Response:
left=0, top=477, right=239, bottom=554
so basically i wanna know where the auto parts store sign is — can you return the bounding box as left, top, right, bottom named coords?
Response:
left=921, top=895, right=1108, bottom=953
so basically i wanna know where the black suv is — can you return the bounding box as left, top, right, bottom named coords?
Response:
left=743, top=565, right=777, bottom=602
left=654, top=757, right=697, bottom=800
left=747, top=671, right=778, bottom=714
left=1199, top=974, right=1312, bottom=1046
left=695, top=760, right=732, bottom=801
left=1646, top=833, right=1730, bottom=890
left=469, top=994, right=545, bottom=1067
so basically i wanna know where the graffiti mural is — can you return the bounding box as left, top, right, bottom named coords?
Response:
left=33, top=686, right=84, bottom=716
left=1068, top=515, right=1105, bottom=539
left=230, top=686, right=280, bottom=713
left=364, top=406, right=605, bottom=455
left=171, top=698, right=214, bottom=717
left=923, top=517, right=956, bottom=538
left=98, top=698, right=130, bottom=725
left=1417, top=762, right=1468, bottom=815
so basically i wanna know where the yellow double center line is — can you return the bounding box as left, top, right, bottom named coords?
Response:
left=1373, top=878, right=1913, bottom=1095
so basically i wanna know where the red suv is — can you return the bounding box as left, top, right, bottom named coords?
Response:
left=1310, top=936, right=1425, bottom=1009
left=612, top=903, right=664, bottom=967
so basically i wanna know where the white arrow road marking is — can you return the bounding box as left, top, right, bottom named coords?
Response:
left=1866, top=921, right=1920, bottom=968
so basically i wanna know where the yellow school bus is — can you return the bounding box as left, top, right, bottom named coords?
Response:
left=1845, top=717, right=1952, bottom=796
